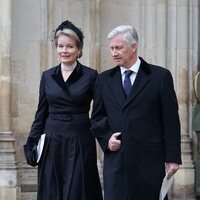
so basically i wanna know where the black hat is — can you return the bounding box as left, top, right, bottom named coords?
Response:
left=54, top=20, right=84, bottom=43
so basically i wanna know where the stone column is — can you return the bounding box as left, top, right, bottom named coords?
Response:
left=166, top=0, right=197, bottom=199
left=19, top=1, right=53, bottom=199
left=0, top=0, right=18, bottom=199
left=84, top=0, right=103, bottom=183
left=87, top=0, right=101, bottom=71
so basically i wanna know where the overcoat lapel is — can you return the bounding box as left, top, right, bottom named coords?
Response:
left=107, top=66, right=126, bottom=108
left=107, top=60, right=151, bottom=108
left=51, top=64, right=66, bottom=89
left=66, top=62, right=83, bottom=87
left=51, top=61, right=83, bottom=93
left=124, top=58, right=151, bottom=108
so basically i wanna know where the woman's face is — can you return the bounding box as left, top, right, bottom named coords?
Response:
left=57, top=34, right=80, bottom=66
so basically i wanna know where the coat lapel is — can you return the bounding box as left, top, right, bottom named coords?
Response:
left=51, top=64, right=66, bottom=90
left=107, top=66, right=126, bottom=107
left=124, top=58, right=151, bottom=108
left=66, top=62, right=83, bottom=87
left=51, top=61, right=83, bottom=92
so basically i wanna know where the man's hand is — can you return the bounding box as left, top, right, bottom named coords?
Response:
left=108, top=132, right=122, bottom=151
left=165, top=163, right=180, bottom=179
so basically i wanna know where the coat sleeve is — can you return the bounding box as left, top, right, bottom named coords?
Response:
left=91, top=76, right=113, bottom=152
left=27, top=72, right=49, bottom=144
left=161, top=70, right=182, bottom=164
left=24, top=72, right=49, bottom=166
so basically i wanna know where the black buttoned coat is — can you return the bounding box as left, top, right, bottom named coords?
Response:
left=91, top=57, right=181, bottom=200
left=24, top=61, right=102, bottom=200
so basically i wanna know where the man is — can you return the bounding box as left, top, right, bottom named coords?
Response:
left=91, top=25, right=181, bottom=200
left=192, top=71, right=200, bottom=200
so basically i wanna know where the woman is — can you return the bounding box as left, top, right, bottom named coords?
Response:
left=24, top=20, right=102, bottom=200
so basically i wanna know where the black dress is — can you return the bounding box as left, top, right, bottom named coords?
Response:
left=25, top=61, right=102, bottom=200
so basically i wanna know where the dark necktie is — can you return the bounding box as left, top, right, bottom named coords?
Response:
left=123, top=70, right=133, bottom=96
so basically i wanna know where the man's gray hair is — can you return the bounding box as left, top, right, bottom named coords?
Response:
left=107, top=25, right=138, bottom=47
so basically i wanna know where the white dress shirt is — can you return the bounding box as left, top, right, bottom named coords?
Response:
left=120, top=57, right=141, bottom=86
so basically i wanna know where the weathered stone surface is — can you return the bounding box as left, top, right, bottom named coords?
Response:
left=0, top=0, right=199, bottom=199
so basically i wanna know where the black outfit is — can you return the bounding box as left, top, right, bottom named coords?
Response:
left=24, top=61, right=102, bottom=200
left=91, top=57, right=181, bottom=200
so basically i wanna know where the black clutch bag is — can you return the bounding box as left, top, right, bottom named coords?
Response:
left=23, top=134, right=46, bottom=166
left=23, top=144, right=37, bottom=167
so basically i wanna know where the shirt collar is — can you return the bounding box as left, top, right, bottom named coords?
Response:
left=120, top=57, right=141, bottom=75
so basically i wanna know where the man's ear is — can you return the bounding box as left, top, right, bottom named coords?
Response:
left=131, top=43, right=137, bottom=53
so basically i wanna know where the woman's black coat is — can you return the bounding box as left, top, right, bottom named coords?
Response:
left=24, top=61, right=102, bottom=200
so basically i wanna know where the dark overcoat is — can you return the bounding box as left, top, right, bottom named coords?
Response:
left=24, top=61, right=102, bottom=200
left=91, top=57, right=181, bottom=200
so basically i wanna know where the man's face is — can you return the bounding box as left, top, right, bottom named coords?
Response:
left=109, top=34, right=136, bottom=68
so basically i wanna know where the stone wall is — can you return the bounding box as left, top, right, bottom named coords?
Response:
left=0, top=0, right=199, bottom=199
